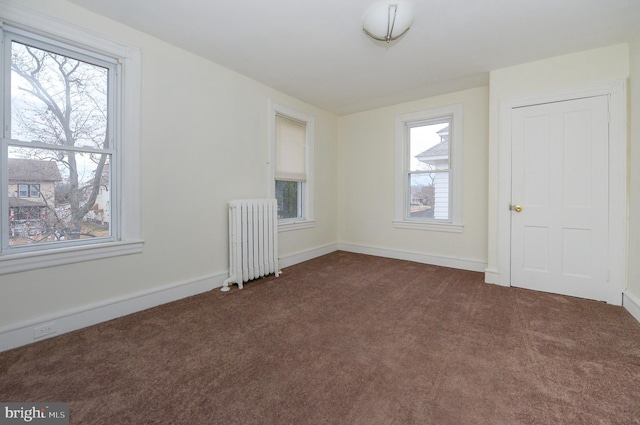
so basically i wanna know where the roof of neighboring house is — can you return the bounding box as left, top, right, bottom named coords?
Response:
left=8, top=197, right=46, bottom=208
left=8, top=158, right=63, bottom=182
left=416, top=140, right=449, bottom=162
left=415, top=124, right=450, bottom=162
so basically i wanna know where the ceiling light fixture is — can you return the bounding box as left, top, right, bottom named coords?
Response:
left=363, top=2, right=414, bottom=44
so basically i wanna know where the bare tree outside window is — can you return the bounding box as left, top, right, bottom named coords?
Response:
left=8, top=40, right=112, bottom=245
left=275, top=180, right=301, bottom=219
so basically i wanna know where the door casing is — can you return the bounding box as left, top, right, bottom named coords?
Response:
left=489, top=81, right=627, bottom=305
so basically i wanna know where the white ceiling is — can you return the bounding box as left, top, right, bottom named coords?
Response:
left=67, top=0, right=640, bottom=115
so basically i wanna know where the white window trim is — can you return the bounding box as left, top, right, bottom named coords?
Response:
left=268, top=101, right=315, bottom=231
left=0, top=3, right=143, bottom=274
left=393, top=104, right=463, bottom=233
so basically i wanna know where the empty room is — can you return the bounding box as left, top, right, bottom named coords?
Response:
left=1, top=0, right=640, bottom=423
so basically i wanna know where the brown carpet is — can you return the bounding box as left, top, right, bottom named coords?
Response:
left=1, top=251, right=640, bottom=424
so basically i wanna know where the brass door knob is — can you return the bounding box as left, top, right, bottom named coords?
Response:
left=514, top=205, right=523, bottom=212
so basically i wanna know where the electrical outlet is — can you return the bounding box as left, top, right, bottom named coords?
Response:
left=33, top=323, right=57, bottom=339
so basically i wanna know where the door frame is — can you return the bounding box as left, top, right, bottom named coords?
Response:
left=492, top=81, right=627, bottom=305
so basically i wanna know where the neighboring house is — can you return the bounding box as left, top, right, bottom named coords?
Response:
left=7, top=158, right=62, bottom=223
left=415, top=125, right=450, bottom=220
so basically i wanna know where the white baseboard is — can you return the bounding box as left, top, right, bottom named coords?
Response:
left=623, top=290, right=640, bottom=325
left=279, top=243, right=339, bottom=269
left=337, top=243, right=487, bottom=272
left=484, top=268, right=510, bottom=287
left=0, top=271, right=228, bottom=352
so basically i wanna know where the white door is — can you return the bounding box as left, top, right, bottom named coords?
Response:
left=510, top=95, right=613, bottom=302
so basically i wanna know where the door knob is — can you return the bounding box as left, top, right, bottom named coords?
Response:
left=513, top=205, right=523, bottom=212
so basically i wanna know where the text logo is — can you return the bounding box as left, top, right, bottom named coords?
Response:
left=1, top=403, right=69, bottom=425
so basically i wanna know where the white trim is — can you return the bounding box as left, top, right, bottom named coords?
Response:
left=119, top=46, right=143, bottom=242
left=623, top=291, right=640, bottom=325
left=392, top=220, right=463, bottom=233
left=338, top=242, right=487, bottom=272
left=268, top=101, right=315, bottom=228
left=394, top=103, right=463, bottom=232
left=0, top=240, right=143, bottom=275
left=491, top=81, right=627, bottom=304
left=0, top=3, right=143, bottom=274
left=484, top=268, right=509, bottom=287
left=278, top=219, right=317, bottom=232
left=278, top=242, right=338, bottom=268
left=0, top=271, right=228, bottom=352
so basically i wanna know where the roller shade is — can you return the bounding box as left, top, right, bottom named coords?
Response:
left=275, top=114, right=306, bottom=182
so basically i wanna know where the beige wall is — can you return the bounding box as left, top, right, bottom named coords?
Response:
left=486, top=44, right=630, bottom=288
left=628, top=35, right=640, bottom=300
left=338, top=87, right=489, bottom=269
left=0, top=0, right=339, bottom=329
left=2, top=1, right=638, bottom=346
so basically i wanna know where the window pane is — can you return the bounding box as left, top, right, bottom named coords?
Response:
left=409, top=172, right=449, bottom=220
left=18, top=185, right=28, bottom=197
left=409, top=173, right=434, bottom=219
left=8, top=146, right=111, bottom=246
left=410, top=121, right=450, bottom=172
left=29, top=184, right=40, bottom=197
left=11, top=41, right=109, bottom=150
left=275, top=180, right=301, bottom=219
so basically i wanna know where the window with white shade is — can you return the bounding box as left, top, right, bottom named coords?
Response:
left=275, top=114, right=306, bottom=219
left=269, top=103, right=314, bottom=230
left=394, top=104, right=463, bottom=232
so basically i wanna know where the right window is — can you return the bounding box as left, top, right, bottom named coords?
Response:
left=394, top=104, right=463, bottom=232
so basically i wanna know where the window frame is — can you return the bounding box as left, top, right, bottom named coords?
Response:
left=268, top=101, right=315, bottom=231
left=17, top=184, right=41, bottom=198
left=0, top=5, right=142, bottom=274
left=393, top=104, right=464, bottom=233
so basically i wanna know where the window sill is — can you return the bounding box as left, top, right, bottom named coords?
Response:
left=278, top=220, right=316, bottom=232
left=0, top=239, right=144, bottom=275
left=392, top=220, right=463, bottom=233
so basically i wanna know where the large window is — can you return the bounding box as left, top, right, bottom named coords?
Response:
left=394, top=104, right=463, bottom=232
left=5, top=34, right=114, bottom=246
left=269, top=103, right=314, bottom=230
left=0, top=7, right=142, bottom=274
